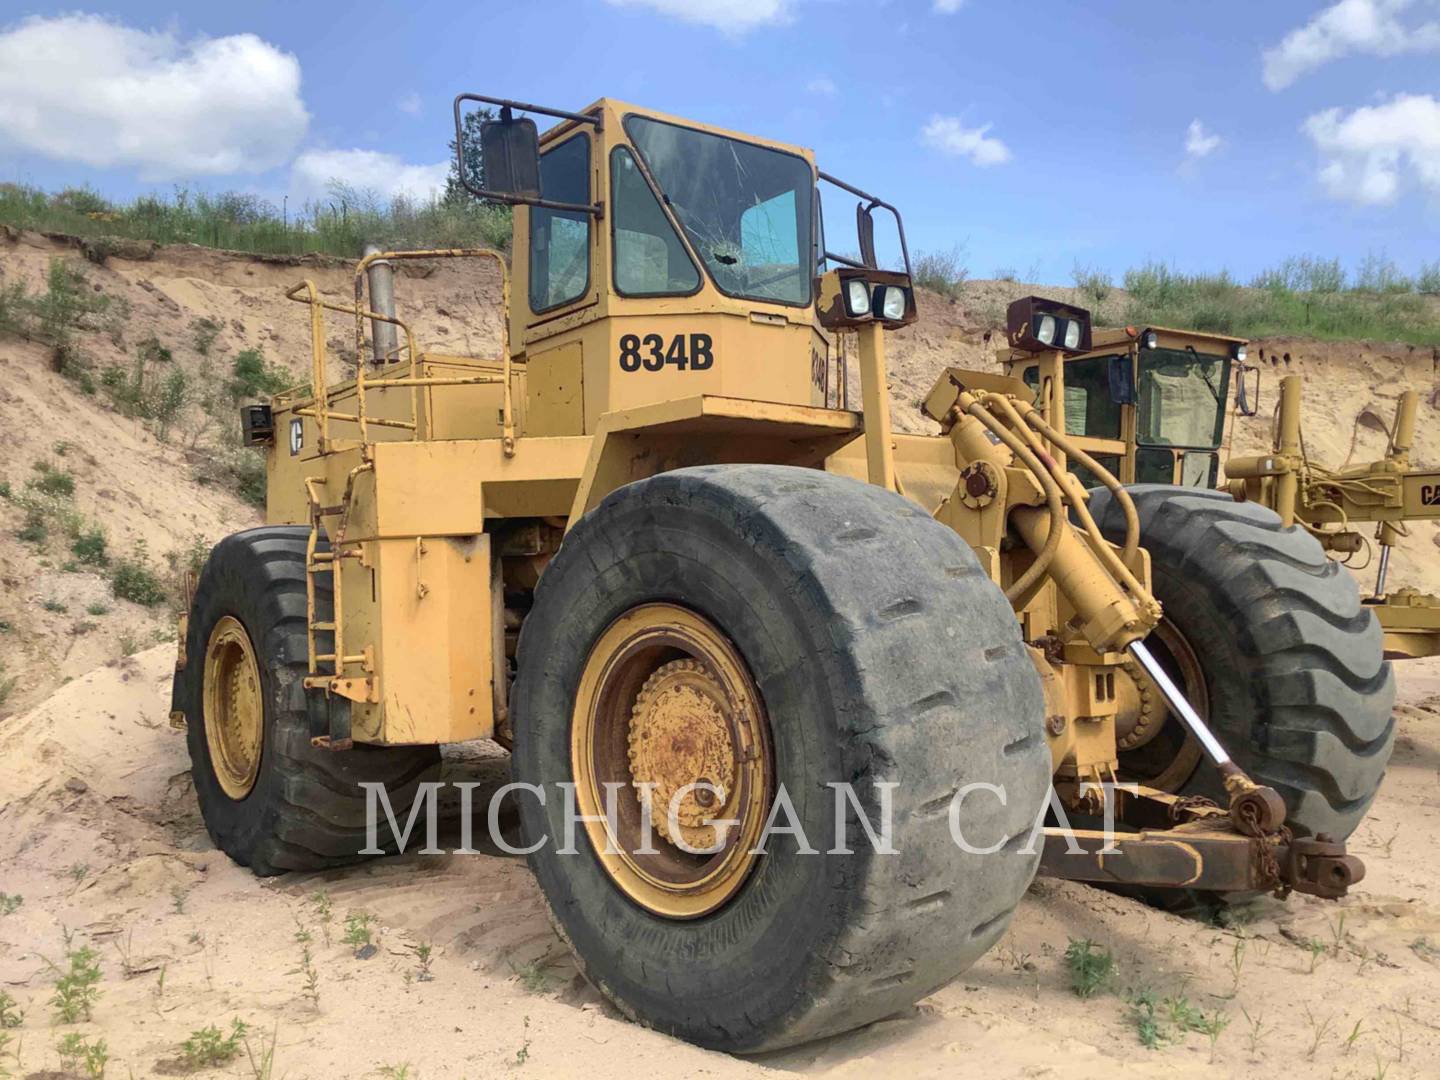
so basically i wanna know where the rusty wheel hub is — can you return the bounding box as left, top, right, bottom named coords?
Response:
left=571, top=604, right=772, bottom=919
left=203, top=615, right=263, bottom=800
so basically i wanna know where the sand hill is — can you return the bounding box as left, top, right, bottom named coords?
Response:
left=1, top=232, right=1438, bottom=1078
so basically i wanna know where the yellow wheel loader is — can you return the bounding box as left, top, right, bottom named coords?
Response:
left=172, top=94, right=1383, bottom=1052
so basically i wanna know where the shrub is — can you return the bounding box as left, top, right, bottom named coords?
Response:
left=1419, top=260, right=1440, bottom=295
left=71, top=526, right=108, bottom=567
left=912, top=244, right=969, bottom=297
left=190, top=316, right=222, bottom=356
left=110, top=543, right=167, bottom=607
left=230, top=348, right=290, bottom=401
left=29, top=460, right=74, bottom=497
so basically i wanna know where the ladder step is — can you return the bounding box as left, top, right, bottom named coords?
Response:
left=311, top=621, right=336, bottom=631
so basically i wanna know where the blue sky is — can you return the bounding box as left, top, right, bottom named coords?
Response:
left=1, top=0, right=1438, bottom=284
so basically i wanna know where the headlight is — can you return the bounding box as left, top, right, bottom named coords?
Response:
left=1235, top=344, right=1248, bottom=362
left=1034, top=314, right=1057, bottom=345
left=1063, top=319, right=1081, bottom=350
left=844, top=279, right=871, bottom=317
left=874, top=284, right=910, bottom=322
left=1142, top=330, right=1158, bottom=349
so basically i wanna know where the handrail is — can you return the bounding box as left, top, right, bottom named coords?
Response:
left=284, top=248, right=515, bottom=454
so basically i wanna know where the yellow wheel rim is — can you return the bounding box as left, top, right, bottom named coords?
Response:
left=1115, top=618, right=1205, bottom=793
left=571, top=604, right=773, bottom=919
left=203, top=615, right=264, bottom=800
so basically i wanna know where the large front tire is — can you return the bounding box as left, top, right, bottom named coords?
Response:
left=1090, top=486, right=1395, bottom=841
left=176, top=527, right=441, bottom=875
left=512, top=465, right=1050, bottom=1052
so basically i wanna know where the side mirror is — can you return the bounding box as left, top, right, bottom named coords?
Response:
left=1235, top=362, right=1261, bottom=417
left=479, top=116, right=541, bottom=199
left=856, top=204, right=877, bottom=269
left=1108, top=355, right=1137, bottom=405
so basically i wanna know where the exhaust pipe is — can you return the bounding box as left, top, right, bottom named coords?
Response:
left=363, top=244, right=398, bottom=363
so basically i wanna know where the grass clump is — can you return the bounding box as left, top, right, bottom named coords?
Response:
left=109, top=541, right=166, bottom=607
left=1064, top=937, right=1113, bottom=999
left=912, top=243, right=969, bottom=298
left=28, top=460, right=74, bottom=498
left=229, top=348, right=291, bottom=401
left=180, top=1018, right=249, bottom=1069
left=49, top=941, right=102, bottom=1023
left=55, top=1031, right=108, bottom=1078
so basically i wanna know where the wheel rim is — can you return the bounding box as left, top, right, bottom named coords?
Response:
left=203, top=615, right=264, bottom=800
left=570, top=604, right=773, bottom=919
left=1114, top=618, right=1206, bottom=793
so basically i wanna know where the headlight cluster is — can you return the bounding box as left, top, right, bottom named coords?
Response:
left=1033, top=313, right=1083, bottom=351
left=842, top=278, right=914, bottom=323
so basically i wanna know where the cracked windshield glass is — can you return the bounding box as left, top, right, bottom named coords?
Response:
left=624, top=115, right=813, bottom=305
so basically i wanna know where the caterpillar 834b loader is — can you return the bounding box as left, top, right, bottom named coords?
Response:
left=170, top=93, right=1391, bottom=1052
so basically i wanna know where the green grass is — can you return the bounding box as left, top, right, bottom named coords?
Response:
left=0, top=181, right=512, bottom=259
left=1121, top=258, right=1440, bottom=345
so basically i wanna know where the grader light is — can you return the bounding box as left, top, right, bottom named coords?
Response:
left=172, top=92, right=1388, bottom=1053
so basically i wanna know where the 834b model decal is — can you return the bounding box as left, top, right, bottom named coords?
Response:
left=618, top=333, right=714, bottom=372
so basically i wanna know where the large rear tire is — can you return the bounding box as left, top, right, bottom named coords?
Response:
left=512, top=465, right=1051, bottom=1052
left=176, top=527, right=441, bottom=875
left=1089, top=486, right=1395, bottom=841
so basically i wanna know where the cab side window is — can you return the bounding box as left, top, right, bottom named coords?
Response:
left=530, top=134, right=591, bottom=313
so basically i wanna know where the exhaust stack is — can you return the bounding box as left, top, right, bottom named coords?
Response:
left=363, top=244, right=399, bottom=363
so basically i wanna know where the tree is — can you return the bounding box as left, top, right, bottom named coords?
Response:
left=444, top=107, right=494, bottom=205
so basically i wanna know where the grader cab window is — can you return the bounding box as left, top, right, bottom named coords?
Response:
left=611, top=147, right=701, bottom=296
left=1061, top=355, right=1123, bottom=439
left=1137, top=349, right=1230, bottom=449
left=530, top=134, right=592, bottom=313
left=624, top=115, right=813, bottom=305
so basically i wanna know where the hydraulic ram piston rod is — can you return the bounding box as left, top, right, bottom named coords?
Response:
left=1126, top=640, right=1232, bottom=768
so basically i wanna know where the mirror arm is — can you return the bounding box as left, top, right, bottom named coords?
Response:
left=451, top=93, right=605, bottom=218
left=818, top=171, right=914, bottom=279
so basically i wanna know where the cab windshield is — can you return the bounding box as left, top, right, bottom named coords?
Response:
left=1137, top=349, right=1231, bottom=449
left=624, top=115, right=813, bottom=306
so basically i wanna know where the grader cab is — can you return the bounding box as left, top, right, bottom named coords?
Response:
left=173, top=94, right=1390, bottom=1052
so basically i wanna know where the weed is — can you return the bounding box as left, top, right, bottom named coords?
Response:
left=1345, top=1018, right=1367, bottom=1054
left=1072, top=262, right=1113, bottom=311
left=48, top=942, right=102, bottom=1023
left=514, top=1015, right=531, bottom=1066
left=85, top=602, right=110, bottom=616
left=1304, top=935, right=1328, bottom=974
left=912, top=244, right=969, bottom=298
left=343, top=911, right=376, bottom=951
left=412, top=942, right=434, bottom=982
left=180, top=1019, right=249, bottom=1069
left=1064, top=938, right=1113, bottom=999
left=1165, top=994, right=1208, bottom=1033
left=1329, top=911, right=1349, bottom=950
left=1224, top=936, right=1247, bottom=996
left=110, top=542, right=166, bottom=607
left=29, top=460, right=75, bottom=498
left=117, top=632, right=139, bottom=656
left=0, top=894, right=16, bottom=917
left=0, top=482, right=9, bottom=500
left=41, top=598, right=66, bottom=613
left=243, top=1023, right=280, bottom=1080
left=1409, top=936, right=1439, bottom=961
left=68, top=863, right=89, bottom=882
left=230, top=348, right=291, bottom=401
left=1240, top=1006, right=1268, bottom=1055
left=1128, top=988, right=1162, bottom=1049
left=376, top=1066, right=414, bottom=1079
left=1419, top=260, right=1440, bottom=295
left=111, top=931, right=136, bottom=979
left=1305, top=1005, right=1334, bottom=1060
left=71, top=526, right=108, bottom=567
left=1197, top=1010, right=1230, bottom=1063
left=289, top=925, right=321, bottom=1009
left=0, top=992, right=22, bottom=1029
left=55, top=1031, right=107, bottom=1078
left=170, top=885, right=188, bottom=915
left=310, top=890, right=333, bottom=945
left=190, top=317, right=222, bottom=356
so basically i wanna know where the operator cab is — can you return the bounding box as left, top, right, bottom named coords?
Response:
left=1000, top=296, right=1255, bottom=491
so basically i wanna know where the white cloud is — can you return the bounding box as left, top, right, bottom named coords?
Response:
left=1184, top=119, right=1221, bottom=159
left=397, top=91, right=422, bottom=115
left=1261, top=0, right=1440, bottom=90
left=806, top=75, right=837, bottom=96
left=291, top=150, right=450, bottom=202
left=1302, top=93, right=1440, bottom=204
left=603, top=0, right=792, bottom=33
left=933, top=0, right=965, bottom=12
left=0, top=13, right=307, bottom=178
left=920, top=115, right=1011, bottom=167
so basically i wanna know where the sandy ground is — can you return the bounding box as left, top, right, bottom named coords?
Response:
left=0, top=650, right=1436, bottom=1079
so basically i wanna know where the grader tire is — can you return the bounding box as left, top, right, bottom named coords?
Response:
left=1089, top=486, right=1395, bottom=841
left=177, top=527, right=441, bottom=876
left=511, top=465, right=1051, bottom=1052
